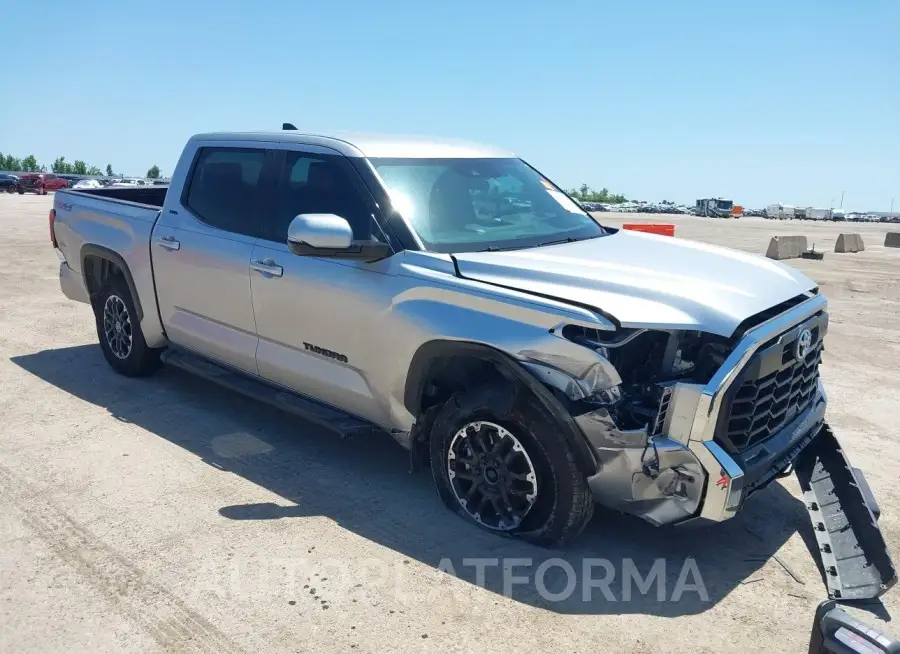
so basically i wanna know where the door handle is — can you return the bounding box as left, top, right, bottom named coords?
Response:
left=250, top=258, right=283, bottom=277
left=155, top=235, right=180, bottom=250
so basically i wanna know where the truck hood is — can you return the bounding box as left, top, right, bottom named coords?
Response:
left=452, top=230, right=817, bottom=337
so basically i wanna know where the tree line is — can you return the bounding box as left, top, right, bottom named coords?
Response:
left=0, top=152, right=161, bottom=179
left=567, top=184, right=628, bottom=204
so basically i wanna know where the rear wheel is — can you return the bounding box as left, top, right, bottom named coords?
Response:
left=92, top=274, right=162, bottom=376
left=429, top=383, right=594, bottom=547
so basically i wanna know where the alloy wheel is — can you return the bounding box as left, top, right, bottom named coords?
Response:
left=103, top=294, right=133, bottom=360
left=447, top=421, right=539, bottom=531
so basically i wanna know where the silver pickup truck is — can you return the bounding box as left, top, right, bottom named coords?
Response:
left=49, top=130, right=895, bottom=586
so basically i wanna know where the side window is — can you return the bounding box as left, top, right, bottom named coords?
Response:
left=269, top=151, right=373, bottom=242
left=185, top=147, right=266, bottom=237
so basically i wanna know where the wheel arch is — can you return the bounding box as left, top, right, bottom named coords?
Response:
left=80, top=244, right=144, bottom=321
left=404, top=339, right=599, bottom=476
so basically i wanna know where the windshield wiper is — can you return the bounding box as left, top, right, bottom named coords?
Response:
left=476, top=236, right=588, bottom=253
left=476, top=245, right=524, bottom=252
left=536, top=236, right=580, bottom=247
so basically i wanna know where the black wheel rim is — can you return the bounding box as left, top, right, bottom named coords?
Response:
left=103, top=294, right=133, bottom=360
left=447, top=421, right=538, bottom=531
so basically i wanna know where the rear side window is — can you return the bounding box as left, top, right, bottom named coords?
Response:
left=185, top=147, right=266, bottom=237
left=266, top=151, right=374, bottom=242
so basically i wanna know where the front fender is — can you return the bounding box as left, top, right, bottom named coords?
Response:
left=403, top=339, right=600, bottom=476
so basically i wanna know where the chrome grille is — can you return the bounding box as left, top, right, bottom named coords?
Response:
left=725, top=325, right=823, bottom=451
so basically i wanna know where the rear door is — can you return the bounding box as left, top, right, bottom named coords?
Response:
left=152, top=141, right=274, bottom=374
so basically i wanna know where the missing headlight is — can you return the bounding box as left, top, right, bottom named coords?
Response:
left=558, top=325, right=734, bottom=433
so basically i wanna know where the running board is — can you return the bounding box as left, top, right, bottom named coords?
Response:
left=795, top=423, right=897, bottom=600
left=160, top=348, right=379, bottom=439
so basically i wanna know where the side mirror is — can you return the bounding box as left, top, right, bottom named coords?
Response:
left=287, top=213, right=353, bottom=250
left=286, top=214, right=391, bottom=261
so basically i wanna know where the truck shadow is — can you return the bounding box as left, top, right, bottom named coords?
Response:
left=12, top=344, right=822, bottom=617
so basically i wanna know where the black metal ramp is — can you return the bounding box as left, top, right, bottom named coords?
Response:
left=795, top=423, right=897, bottom=600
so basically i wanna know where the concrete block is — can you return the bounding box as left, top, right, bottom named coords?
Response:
left=765, top=235, right=808, bottom=260
left=885, top=232, right=900, bottom=248
left=834, top=233, right=865, bottom=253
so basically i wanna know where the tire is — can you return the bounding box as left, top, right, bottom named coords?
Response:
left=17, top=188, right=24, bottom=194
left=429, top=383, right=594, bottom=547
left=92, top=275, right=162, bottom=376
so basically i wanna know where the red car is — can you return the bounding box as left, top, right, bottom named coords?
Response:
left=18, top=173, right=69, bottom=194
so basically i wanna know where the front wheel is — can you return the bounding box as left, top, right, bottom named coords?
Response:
left=429, top=383, right=594, bottom=547
left=92, top=275, right=162, bottom=376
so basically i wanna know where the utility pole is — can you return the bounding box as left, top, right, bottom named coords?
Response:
left=840, top=191, right=844, bottom=209
left=891, top=196, right=895, bottom=215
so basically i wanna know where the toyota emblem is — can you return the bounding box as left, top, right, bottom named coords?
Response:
left=795, top=328, right=813, bottom=360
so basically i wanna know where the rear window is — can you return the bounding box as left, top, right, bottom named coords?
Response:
left=185, top=147, right=266, bottom=238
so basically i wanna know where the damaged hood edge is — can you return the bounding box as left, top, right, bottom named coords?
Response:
left=452, top=230, right=818, bottom=337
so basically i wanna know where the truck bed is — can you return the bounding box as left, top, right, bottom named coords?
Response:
left=70, top=185, right=168, bottom=208
left=53, top=187, right=168, bottom=347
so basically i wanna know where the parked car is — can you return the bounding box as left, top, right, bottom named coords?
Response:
left=18, top=173, right=69, bottom=194
left=72, top=178, right=102, bottom=189
left=55, top=174, right=81, bottom=187
left=111, top=178, right=148, bottom=187
left=46, top=129, right=896, bottom=596
left=0, top=173, right=22, bottom=193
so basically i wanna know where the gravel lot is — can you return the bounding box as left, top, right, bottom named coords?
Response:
left=1, top=194, right=898, bottom=653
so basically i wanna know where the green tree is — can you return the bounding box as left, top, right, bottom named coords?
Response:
left=567, top=184, right=627, bottom=204
left=72, top=160, right=89, bottom=175
left=21, top=155, right=40, bottom=172
left=146, top=165, right=161, bottom=179
left=87, top=166, right=103, bottom=176
left=105, top=164, right=114, bottom=176
left=52, top=157, right=72, bottom=173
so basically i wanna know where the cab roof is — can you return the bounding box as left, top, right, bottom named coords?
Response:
left=189, top=130, right=515, bottom=159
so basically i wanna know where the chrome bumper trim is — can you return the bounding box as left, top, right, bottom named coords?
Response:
left=689, top=293, right=827, bottom=446
left=676, top=293, right=827, bottom=523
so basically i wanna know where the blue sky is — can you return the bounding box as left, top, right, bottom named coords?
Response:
left=2, top=0, right=897, bottom=210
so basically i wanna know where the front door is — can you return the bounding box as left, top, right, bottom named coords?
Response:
left=153, top=143, right=270, bottom=374
left=250, top=145, right=395, bottom=425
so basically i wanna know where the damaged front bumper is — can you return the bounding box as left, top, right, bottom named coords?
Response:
left=574, top=293, right=831, bottom=526
left=576, top=380, right=826, bottom=526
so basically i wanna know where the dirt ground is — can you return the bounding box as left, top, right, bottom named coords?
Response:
left=1, top=194, right=898, bottom=653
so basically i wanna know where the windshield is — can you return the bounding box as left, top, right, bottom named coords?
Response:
left=716, top=199, right=733, bottom=210
left=369, top=157, right=606, bottom=253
